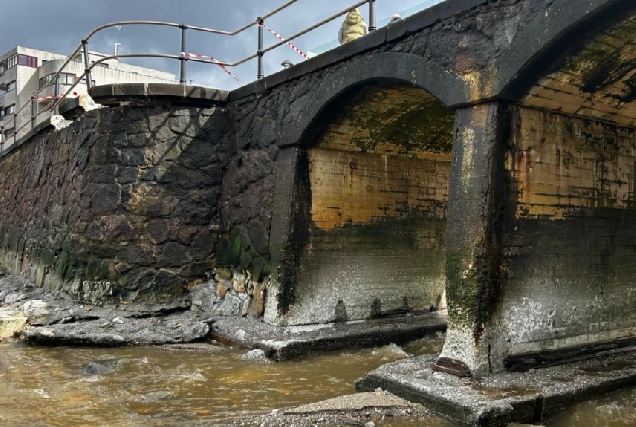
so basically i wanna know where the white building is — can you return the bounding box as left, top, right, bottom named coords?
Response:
left=0, top=46, right=176, bottom=149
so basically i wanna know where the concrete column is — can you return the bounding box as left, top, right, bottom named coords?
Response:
left=265, top=147, right=309, bottom=325
left=435, top=102, right=507, bottom=378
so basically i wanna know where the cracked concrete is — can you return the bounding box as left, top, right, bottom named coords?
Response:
left=356, top=352, right=636, bottom=426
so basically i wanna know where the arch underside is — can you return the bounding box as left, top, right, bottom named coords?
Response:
left=500, top=10, right=636, bottom=359
left=283, top=83, right=454, bottom=325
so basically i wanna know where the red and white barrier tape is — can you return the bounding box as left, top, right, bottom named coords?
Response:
left=181, top=52, right=242, bottom=85
left=32, top=92, right=79, bottom=102
left=260, top=24, right=309, bottom=61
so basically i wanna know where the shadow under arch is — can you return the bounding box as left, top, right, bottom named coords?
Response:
left=496, top=0, right=635, bottom=102
left=274, top=52, right=466, bottom=149
left=268, top=73, right=456, bottom=326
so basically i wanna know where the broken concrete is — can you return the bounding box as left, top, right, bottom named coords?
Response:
left=210, top=311, right=447, bottom=361
left=355, top=352, right=636, bottom=426
left=21, top=312, right=209, bottom=346
left=220, top=390, right=437, bottom=427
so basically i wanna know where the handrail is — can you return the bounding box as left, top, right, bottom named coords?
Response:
left=1, top=0, right=380, bottom=150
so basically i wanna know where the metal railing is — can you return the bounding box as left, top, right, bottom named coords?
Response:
left=0, top=0, right=380, bottom=151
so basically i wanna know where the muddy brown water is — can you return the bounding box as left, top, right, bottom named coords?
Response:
left=0, top=334, right=634, bottom=426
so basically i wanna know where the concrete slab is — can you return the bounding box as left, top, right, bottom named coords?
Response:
left=355, top=352, right=636, bottom=426
left=210, top=311, right=447, bottom=361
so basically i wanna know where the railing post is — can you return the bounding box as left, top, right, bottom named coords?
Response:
left=368, top=0, right=376, bottom=31
left=180, top=24, right=187, bottom=84
left=54, top=76, right=60, bottom=115
left=12, top=113, right=16, bottom=144
left=257, top=17, right=264, bottom=80
left=82, top=39, right=92, bottom=91
left=31, top=97, right=36, bottom=131
left=0, top=125, right=4, bottom=152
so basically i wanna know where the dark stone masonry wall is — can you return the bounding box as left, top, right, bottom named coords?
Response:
left=0, top=104, right=229, bottom=303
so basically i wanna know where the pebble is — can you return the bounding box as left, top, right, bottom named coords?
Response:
left=83, top=361, right=115, bottom=375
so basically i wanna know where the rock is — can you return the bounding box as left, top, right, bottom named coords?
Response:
left=252, top=282, right=265, bottom=318
left=232, top=272, right=248, bottom=293
left=50, top=114, right=72, bottom=130
left=5, top=293, right=27, bottom=305
left=215, top=293, right=241, bottom=317
left=19, top=300, right=49, bottom=323
left=365, top=422, right=376, bottom=427
left=83, top=361, right=115, bottom=375
left=189, top=280, right=219, bottom=313
left=216, top=281, right=230, bottom=298
left=239, top=349, right=269, bottom=361
left=112, top=317, right=124, bottom=324
left=146, top=219, right=170, bottom=245
left=157, top=243, right=192, bottom=268
left=79, top=94, right=101, bottom=113
left=241, top=299, right=249, bottom=318
left=215, top=268, right=232, bottom=281
left=0, top=310, right=27, bottom=338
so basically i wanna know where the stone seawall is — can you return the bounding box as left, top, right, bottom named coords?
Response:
left=0, top=104, right=229, bottom=303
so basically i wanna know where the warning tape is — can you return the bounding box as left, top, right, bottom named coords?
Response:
left=181, top=52, right=243, bottom=85
left=260, top=23, right=309, bottom=61
left=32, top=92, right=79, bottom=102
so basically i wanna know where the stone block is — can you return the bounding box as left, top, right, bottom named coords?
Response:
left=252, top=282, right=265, bottom=318
left=232, top=272, right=248, bottom=293
left=19, top=300, right=49, bottom=323
left=0, top=311, right=27, bottom=338
left=215, top=293, right=241, bottom=317
left=216, top=281, right=230, bottom=298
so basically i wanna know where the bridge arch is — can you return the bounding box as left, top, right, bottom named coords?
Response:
left=496, top=0, right=632, bottom=101
left=274, top=52, right=466, bottom=148
left=268, top=54, right=458, bottom=325
left=462, top=0, right=636, bottom=370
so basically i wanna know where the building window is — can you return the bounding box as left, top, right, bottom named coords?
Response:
left=4, top=104, right=15, bottom=116
left=6, top=81, right=16, bottom=92
left=91, top=61, right=109, bottom=68
left=62, top=73, right=76, bottom=85
left=39, top=73, right=76, bottom=89
left=3, top=128, right=15, bottom=139
left=78, top=77, right=96, bottom=86
left=0, top=53, right=37, bottom=72
left=38, top=75, right=50, bottom=89
left=18, top=54, right=38, bottom=68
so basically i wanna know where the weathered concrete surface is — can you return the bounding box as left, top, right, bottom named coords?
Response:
left=210, top=311, right=447, bottom=361
left=437, top=103, right=507, bottom=377
left=21, top=312, right=209, bottom=346
left=264, top=84, right=453, bottom=326
left=356, top=352, right=636, bottom=426
left=217, top=391, right=436, bottom=427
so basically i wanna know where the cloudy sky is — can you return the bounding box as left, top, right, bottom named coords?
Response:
left=1, top=0, right=432, bottom=90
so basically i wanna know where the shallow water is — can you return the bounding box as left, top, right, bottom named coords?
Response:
left=0, top=335, right=447, bottom=426
left=1, top=334, right=635, bottom=426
